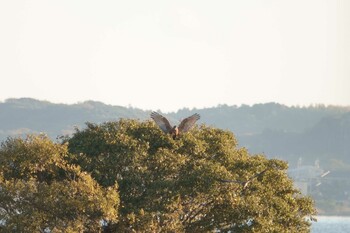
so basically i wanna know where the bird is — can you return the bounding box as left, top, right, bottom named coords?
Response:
left=150, top=112, right=200, bottom=139
left=217, top=168, right=268, bottom=189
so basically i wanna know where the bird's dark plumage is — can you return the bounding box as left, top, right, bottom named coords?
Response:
left=150, top=112, right=200, bottom=139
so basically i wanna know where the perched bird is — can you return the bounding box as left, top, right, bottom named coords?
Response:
left=150, top=112, right=200, bottom=139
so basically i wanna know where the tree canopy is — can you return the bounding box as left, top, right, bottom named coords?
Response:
left=0, top=135, right=119, bottom=232
left=0, top=119, right=315, bottom=232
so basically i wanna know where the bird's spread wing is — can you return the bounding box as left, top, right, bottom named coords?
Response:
left=150, top=112, right=172, bottom=133
left=178, top=113, right=200, bottom=133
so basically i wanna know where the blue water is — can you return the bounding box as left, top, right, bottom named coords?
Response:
left=311, top=216, right=350, bottom=233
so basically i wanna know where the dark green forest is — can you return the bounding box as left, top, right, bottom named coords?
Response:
left=1, top=98, right=350, bottom=215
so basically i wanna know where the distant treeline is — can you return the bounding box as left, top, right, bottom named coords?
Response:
left=1, top=98, right=350, bottom=168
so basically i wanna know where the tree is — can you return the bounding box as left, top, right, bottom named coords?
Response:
left=0, top=135, right=119, bottom=232
left=67, top=119, right=315, bottom=232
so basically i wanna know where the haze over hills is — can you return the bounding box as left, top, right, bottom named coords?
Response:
left=1, top=98, right=349, bottom=167
left=2, top=98, right=350, bottom=214
left=174, top=104, right=350, bottom=166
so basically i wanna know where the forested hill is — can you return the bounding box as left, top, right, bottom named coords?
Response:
left=1, top=98, right=350, bottom=167
left=0, top=98, right=150, bottom=139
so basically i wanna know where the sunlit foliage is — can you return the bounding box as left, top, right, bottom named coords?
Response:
left=0, top=119, right=315, bottom=232
left=67, top=119, right=315, bottom=232
left=0, top=135, right=119, bottom=232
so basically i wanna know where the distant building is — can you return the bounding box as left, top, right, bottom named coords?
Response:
left=288, top=159, right=329, bottom=195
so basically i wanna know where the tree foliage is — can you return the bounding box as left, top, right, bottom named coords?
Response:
left=0, top=119, right=315, bottom=232
left=0, top=135, right=119, bottom=232
left=67, top=119, right=315, bottom=232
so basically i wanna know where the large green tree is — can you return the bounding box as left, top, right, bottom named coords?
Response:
left=68, top=119, right=315, bottom=232
left=0, top=135, right=119, bottom=232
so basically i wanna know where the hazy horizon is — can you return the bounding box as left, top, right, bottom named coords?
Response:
left=2, top=97, right=350, bottom=113
left=1, top=0, right=349, bottom=112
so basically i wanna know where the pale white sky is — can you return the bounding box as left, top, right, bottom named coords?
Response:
left=0, top=0, right=349, bottom=112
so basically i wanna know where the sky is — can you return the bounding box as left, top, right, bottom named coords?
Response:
left=1, top=0, right=349, bottom=112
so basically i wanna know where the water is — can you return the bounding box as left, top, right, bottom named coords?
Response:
left=311, top=216, right=350, bottom=233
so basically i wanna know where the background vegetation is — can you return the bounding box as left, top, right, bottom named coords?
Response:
left=1, top=98, right=349, bottom=215
left=0, top=119, right=315, bottom=232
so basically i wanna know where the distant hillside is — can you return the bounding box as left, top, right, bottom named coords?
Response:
left=0, top=98, right=149, bottom=140
left=1, top=98, right=349, bottom=167
left=2, top=98, right=350, bottom=215
left=173, top=104, right=350, bottom=166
